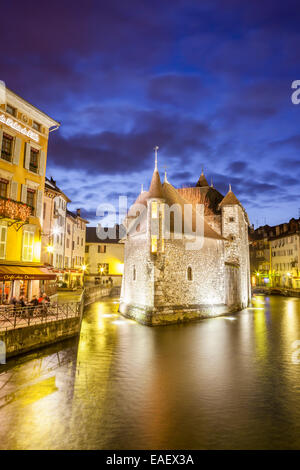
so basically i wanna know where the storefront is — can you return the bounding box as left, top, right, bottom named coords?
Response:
left=0, top=265, right=56, bottom=303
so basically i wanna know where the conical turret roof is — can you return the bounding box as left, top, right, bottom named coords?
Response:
left=148, top=169, right=164, bottom=199
left=219, top=186, right=241, bottom=207
left=196, top=170, right=209, bottom=187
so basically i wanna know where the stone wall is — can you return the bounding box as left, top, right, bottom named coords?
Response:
left=0, top=317, right=81, bottom=358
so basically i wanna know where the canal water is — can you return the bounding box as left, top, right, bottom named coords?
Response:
left=1, top=295, right=300, bottom=450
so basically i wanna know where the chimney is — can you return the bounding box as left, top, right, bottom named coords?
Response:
left=76, top=208, right=81, bottom=216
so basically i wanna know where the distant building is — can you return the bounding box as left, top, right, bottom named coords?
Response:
left=41, top=177, right=70, bottom=289
left=85, top=225, right=124, bottom=286
left=119, top=157, right=251, bottom=326
left=0, top=86, right=59, bottom=301
left=64, top=209, right=89, bottom=288
left=249, top=218, right=300, bottom=288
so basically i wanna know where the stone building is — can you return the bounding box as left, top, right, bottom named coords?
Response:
left=119, top=156, right=251, bottom=325
left=84, top=225, right=124, bottom=286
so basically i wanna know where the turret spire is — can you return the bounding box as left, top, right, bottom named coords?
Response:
left=163, top=165, right=169, bottom=183
left=154, top=146, right=159, bottom=171
left=211, top=177, right=213, bottom=188
left=229, top=184, right=232, bottom=192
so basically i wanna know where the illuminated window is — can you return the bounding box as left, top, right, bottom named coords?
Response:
left=98, top=245, right=106, bottom=253
left=187, top=266, right=193, bottom=281
left=151, top=235, right=157, bottom=253
left=152, top=201, right=158, bottom=218
left=0, top=225, right=7, bottom=259
left=133, top=265, right=136, bottom=281
left=22, top=230, right=34, bottom=261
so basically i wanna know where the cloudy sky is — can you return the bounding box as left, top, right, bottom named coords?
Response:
left=1, top=0, right=299, bottom=227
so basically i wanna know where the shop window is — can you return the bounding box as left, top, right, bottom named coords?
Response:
left=29, top=147, right=39, bottom=173
left=1, top=133, right=13, bottom=162
left=0, top=179, right=8, bottom=198
left=187, top=266, right=193, bottom=281
left=0, top=225, right=7, bottom=259
left=22, top=230, right=34, bottom=261
left=26, top=188, right=35, bottom=209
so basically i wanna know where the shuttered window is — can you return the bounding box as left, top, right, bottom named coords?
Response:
left=0, top=225, right=7, bottom=259
left=22, top=230, right=34, bottom=261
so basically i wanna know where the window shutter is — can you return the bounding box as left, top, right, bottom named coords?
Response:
left=0, top=129, right=3, bottom=153
left=39, top=150, right=46, bottom=176
left=24, top=143, right=31, bottom=169
left=36, top=189, right=43, bottom=218
left=10, top=181, right=18, bottom=201
left=21, top=184, right=28, bottom=203
left=13, top=137, right=22, bottom=165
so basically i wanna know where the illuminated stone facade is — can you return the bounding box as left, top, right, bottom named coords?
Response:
left=120, top=167, right=251, bottom=326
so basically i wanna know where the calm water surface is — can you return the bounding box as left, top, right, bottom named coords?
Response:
left=1, top=295, right=300, bottom=449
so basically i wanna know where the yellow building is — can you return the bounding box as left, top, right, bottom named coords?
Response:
left=0, top=85, right=60, bottom=301
left=85, top=226, right=124, bottom=286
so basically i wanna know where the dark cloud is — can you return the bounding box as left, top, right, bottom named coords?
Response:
left=1, top=0, right=299, bottom=226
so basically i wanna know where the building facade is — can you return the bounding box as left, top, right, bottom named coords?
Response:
left=0, top=86, right=59, bottom=301
left=64, top=209, right=88, bottom=288
left=85, top=226, right=124, bottom=286
left=41, top=177, right=70, bottom=287
left=119, top=161, right=251, bottom=326
left=249, top=218, right=300, bottom=288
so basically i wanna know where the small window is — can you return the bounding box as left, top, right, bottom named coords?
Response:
left=0, top=179, right=8, bottom=198
left=98, top=245, right=106, bottom=253
left=151, top=235, right=157, bottom=253
left=26, top=188, right=35, bottom=209
left=229, top=217, right=235, bottom=222
left=133, top=265, right=136, bottom=281
left=1, top=133, right=13, bottom=162
left=66, top=238, right=70, bottom=249
left=22, top=230, right=34, bottom=261
left=6, top=104, right=16, bottom=116
left=77, top=236, right=79, bottom=245
left=0, top=225, right=7, bottom=259
left=187, top=266, right=193, bottom=281
left=85, top=245, right=89, bottom=253
left=228, top=235, right=235, bottom=241
left=32, top=121, right=41, bottom=132
left=81, top=238, right=83, bottom=246
left=29, top=147, right=39, bottom=173
left=152, top=201, right=158, bottom=218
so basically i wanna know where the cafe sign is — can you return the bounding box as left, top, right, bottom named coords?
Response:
left=0, top=114, right=39, bottom=142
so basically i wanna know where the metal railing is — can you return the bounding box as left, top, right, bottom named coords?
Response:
left=0, top=302, right=81, bottom=332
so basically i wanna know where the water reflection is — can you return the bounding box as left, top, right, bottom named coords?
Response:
left=0, top=295, right=300, bottom=449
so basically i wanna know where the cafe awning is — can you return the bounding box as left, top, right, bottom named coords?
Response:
left=0, top=265, right=57, bottom=281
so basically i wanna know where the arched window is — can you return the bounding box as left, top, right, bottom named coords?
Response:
left=133, top=265, right=136, bottom=281
left=187, top=266, right=193, bottom=281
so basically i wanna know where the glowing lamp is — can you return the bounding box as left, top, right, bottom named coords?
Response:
left=82, top=265, right=87, bottom=271
left=46, top=245, right=54, bottom=253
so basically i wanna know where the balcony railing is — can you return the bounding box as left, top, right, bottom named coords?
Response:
left=0, top=302, right=81, bottom=331
left=0, top=196, right=32, bottom=223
